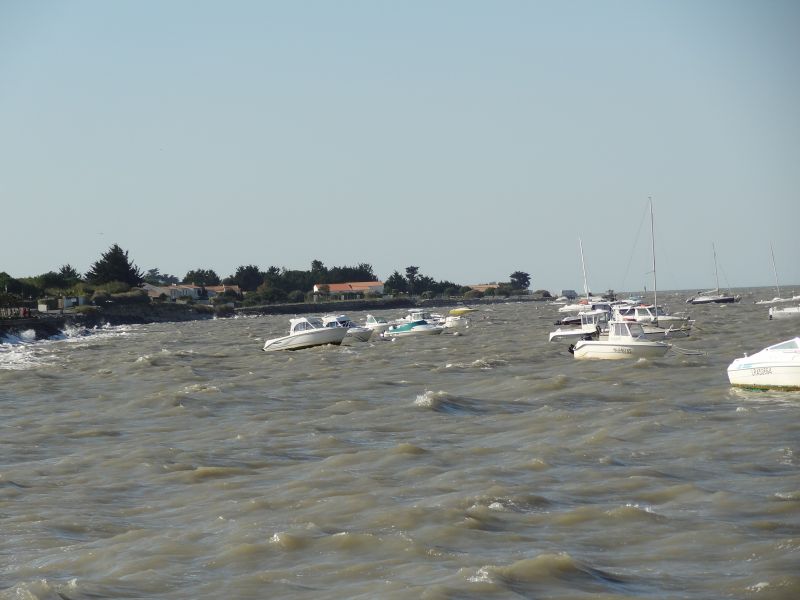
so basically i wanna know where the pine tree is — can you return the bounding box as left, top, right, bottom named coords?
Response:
left=85, top=244, right=144, bottom=286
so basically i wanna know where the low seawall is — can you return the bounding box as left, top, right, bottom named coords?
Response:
left=0, top=304, right=214, bottom=340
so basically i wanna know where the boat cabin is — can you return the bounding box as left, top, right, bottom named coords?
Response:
left=614, top=304, right=667, bottom=323
left=290, top=317, right=325, bottom=334
left=608, top=320, right=646, bottom=341
left=322, top=314, right=355, bottom=328
left=580, top=309, right=610, bottom=331
left=765, top=338, right=800, bottom=352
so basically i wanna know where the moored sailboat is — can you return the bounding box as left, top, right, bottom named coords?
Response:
left=686, top=243, right=741, bottom=304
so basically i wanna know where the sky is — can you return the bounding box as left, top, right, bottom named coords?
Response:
left=1, top=0, right=798, bottom=294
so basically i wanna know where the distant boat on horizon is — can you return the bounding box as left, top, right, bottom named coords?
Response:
left=686, top=243, right=741, bottom=304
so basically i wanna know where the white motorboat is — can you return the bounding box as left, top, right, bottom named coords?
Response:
left=364, top=314, right=391, bottom=334
left=613, top=304, right=692, bottom=327
left=384, top=319, right=444, bottom=338
left=612, top=305, right=693, bottom=338
left=442, top=307, right=477, bottom=330
left=727, top=337, right=800, bottom=391
left=449, top=306, right=478, bottom=317
left=263, top=316, right=348, bottom=352
left=549, top=309, right=609, bottom=343
left=569, top=319, right=671, bottom=360
left=321, top=314, right=373, bottom=342
left=401, top=309, right=445, bottom=325
left=769, top=305, right=800, bottom=320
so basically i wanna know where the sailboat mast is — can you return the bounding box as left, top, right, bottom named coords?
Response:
left=650, top=197, right=657, bottom=324
left=579, top=237, right=589, bottom=300
left=770, top=243, right=781, bottom=298
left=713, top=242, right=720, bottom=293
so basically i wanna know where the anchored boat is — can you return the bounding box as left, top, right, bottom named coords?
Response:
left=727, top=338, right=800, bottom=391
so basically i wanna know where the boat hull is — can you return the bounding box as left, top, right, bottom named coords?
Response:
left=571, top=340, right=670, bottom=360
left=384, top=324, right=443, bottom=337
left=769, top=306, right=800, bottom=320
left=345, top=327, right=374, bottom=342
left=687, top=295, right=739, bottom=304
left=727, top=363, right=800, bottom=391
left=263, top=328, right=347, bottom=352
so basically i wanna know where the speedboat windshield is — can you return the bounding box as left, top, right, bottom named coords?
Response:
left=768, top=338, right=800, bottom=351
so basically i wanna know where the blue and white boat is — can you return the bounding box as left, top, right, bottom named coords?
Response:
left=383, top=319, right=443, bottom=338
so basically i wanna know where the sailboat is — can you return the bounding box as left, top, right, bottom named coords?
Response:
left=571, top=199, right=671, bottom=359
left=755, top=243, right=794, bottom=305
left=557, top=238, right=606, bottom=313
left=685, top=243, right=741, bottom=304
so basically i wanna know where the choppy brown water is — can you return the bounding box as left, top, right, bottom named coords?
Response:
left=2, top=290, right=799, bottom=599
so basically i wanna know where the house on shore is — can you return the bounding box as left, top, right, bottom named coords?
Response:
left=468, top=283, right=500, bottom=294
left=313, top=281, right=384, bottom=300
left=142, top=283, right=241, bottom=302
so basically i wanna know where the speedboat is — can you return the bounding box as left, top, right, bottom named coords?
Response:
left=727, top=337, right=800, bottom=391
left=443, top=307, right=477, bottom=330
left=401, top=309, right=445, bottom=325
left=364, top=314, right=391, bottom=334
left=612, top=304, right=693, bottom=338
left=613, top=304, right=692, bottom=327
left=321, top=314, right=373, bottom=342
left=449, top=306, right=478, bottom=317
left=558, top=297, right=608, bottom=313
left=549, top=308, right=608, bottom=343
left=263, top=316, right=348, bottom=352
left=569, top=319, right=671, bottom=360
left=768, top=305, right=800, bottom=320
left=384, top=319, right=443, bottom=338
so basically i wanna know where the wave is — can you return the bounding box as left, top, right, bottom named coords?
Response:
left=0, top=323, right=135, bottom=370
left=467, top=552, right=629, bottom=595
left=413, top=390, right=487, bottom=415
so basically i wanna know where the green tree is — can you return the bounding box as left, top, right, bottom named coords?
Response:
left=59, top=264, right=82, bottom=284
left=183, top=269, right=221, bottom=286
left=385, top=271, right=407, bottom=294
left=143, top=268, right=178, bottom=285
left=34, top=271, right=69, bottom=290
left=311, top=259, right=327, bottom=284
left=495, top=284, right=514, bottom=297
left=230, top=265, right=263, bottom=292
left=509, top=271, right=531, bottom=290
left=405, top=266, right=419, bottom=296
left=85, top=244, right=143, bottom=286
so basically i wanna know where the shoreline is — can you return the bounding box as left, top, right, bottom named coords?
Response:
left=1, top=295, right=548, bottom=340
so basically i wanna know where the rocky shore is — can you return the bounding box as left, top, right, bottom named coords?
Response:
left=0, top=303, right=215, bottom=340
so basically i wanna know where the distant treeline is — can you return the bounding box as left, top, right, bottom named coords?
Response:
left=1, top=244, right=540, bottom=307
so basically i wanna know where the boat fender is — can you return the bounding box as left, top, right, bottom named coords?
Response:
left=595, top=325, right=601, bottom=337
left=568, top=344, right=575, bottom=354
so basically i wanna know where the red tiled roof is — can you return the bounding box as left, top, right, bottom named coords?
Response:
left=318, top=281, right=383, bottom=292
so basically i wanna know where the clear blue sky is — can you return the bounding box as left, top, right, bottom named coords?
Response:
left=2, top=0, right=798, bottom=293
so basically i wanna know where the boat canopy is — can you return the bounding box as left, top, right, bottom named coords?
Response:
left=767, top=338, right=800, bottom=351
left=290, top=317, right=324, bottom=333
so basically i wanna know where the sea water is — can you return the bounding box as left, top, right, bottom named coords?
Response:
left=1, top=289, right=798, bottom=599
